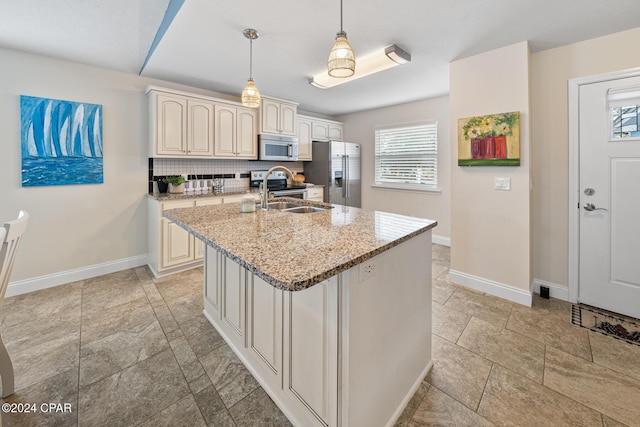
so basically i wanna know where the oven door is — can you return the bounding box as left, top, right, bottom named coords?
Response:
left=270, top=189, right=307, bottom=199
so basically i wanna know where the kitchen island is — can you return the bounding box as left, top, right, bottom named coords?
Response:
left=164, top=199, right=436, bottom=427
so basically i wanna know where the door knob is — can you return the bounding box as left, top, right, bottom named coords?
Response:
left=584, top=203, right=608, bottom=212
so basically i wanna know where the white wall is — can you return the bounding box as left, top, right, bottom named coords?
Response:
left=449, top=42, right=532, bottom=303
left=338, top=96, right=451, bottom=242
left=0, top=47, right=237, bottom=295
left=530, top=27, right=640, bottom=293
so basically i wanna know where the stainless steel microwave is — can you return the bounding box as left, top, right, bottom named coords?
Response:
left=258, top=134, right=299, bottom=161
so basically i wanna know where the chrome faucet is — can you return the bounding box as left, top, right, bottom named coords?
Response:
left=261, top=165, right=295, bottom=209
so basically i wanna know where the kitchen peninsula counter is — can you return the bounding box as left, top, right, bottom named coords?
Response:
left=164, top=200, right=436, bottom=291
left=163, top=200, right=436, bottom=427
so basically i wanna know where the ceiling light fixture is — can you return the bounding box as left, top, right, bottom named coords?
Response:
left=310, top=44, right=411, bottom=89
left=241, top=28, right=260, bottom=108
left=327, top=0, right=355, bottom=77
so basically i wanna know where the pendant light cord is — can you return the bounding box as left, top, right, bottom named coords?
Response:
left=249, top=37, right=253, bottom=80
left=340, top=0, right=344, bottom=33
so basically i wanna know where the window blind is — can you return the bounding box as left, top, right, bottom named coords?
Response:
left=374, top=122, right=438, bottom=188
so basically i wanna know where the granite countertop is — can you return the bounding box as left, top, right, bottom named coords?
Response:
left=148, top=189, right=259, bottom=202
left=164, top=199, right=437, bottom=291
left=149, top=184, right=324, bottom=202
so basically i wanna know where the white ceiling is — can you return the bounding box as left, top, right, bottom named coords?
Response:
left=1, top=0, right=639, bottom=115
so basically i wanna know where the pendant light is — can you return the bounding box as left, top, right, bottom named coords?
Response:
left=241, top=28, right=261, bottom=108
left=327, top=0, right=355, bottom=77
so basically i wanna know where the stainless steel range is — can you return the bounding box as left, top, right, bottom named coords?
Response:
left=250, top=170, right=307, bottom=199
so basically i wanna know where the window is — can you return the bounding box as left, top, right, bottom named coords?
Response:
left=608, top=87, right=640, bottom=140
left=374, top=122, right=438, bottom=190
left=611, top=104, right=640, bottom=139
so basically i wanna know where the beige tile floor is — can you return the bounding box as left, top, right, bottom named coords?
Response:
left=0, top=244, right=638, bottom=426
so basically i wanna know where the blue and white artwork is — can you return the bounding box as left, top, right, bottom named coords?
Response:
left=20, top=95, right=103, bottom=186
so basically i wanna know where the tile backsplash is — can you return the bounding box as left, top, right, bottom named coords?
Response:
left=149, top=158, right=304, bottom=194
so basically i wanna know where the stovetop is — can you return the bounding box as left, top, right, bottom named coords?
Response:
left=249, top=170, right=306, bottom=191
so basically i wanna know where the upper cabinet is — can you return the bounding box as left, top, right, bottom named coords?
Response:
left=149, top=91, right=214, bottom=157
left=148, top=87, right=341, bottom=160
left=309, top=117, right=343, bottom=142
left=329, top=123, right=344, bottom=141
left=188, top=100, right=216, bottom=156
left=147, top=86, right=257, bottom=159
left=296, top=117, right=313, bottom=161
left=297, top=115, right=345, bottom=161
left=311, top=121, right=329, bottom=141
left=213, top=104, right=258, bottom=159
left=261, top=96, right=298, bottom=136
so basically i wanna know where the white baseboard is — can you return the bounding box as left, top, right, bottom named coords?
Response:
left=6, top=255, right=148, bottom=297
left=531, top=279, right=569, bottom=302
left=449, top=269, right=532, bottom=307
left=385, top=360, right=434, bottom=427
left=432, top=234, right=450, bottom=247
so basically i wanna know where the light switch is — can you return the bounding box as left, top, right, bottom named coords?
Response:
left=494, top=177, right=511, bottom=191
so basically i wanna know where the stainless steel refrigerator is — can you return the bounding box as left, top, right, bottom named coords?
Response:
left=304, top=140, right=361, bottom=207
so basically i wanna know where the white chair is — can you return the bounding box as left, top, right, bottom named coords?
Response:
left=0, top=211, right=29, bottom=397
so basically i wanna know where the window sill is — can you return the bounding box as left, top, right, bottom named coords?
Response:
left=371, top=183, right=441, bottom=194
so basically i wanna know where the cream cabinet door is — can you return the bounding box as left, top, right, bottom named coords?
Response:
left=246, top=275, right=283, bottom=384
left=306, top=187, right=323, bottom=202
left=221, top=256, right=247, bottom=348
left=236, top=108, right=258, bottom=159
left=297, top=118, right=313, bottom=161
left=214, top=104, right=236, bottom=158
left=187, top=100, right=214, bottom=156
left=261, top=98, right=297, bottom=135
left=261, top=99, right=281, bottom=134
left=283, top=279, right=338, bottom=427
left=329, top=123, right=343, bottom=141
left=161, top=200, right=195, bottom=269
left=280, top=103, right=297, bottom=135
left=161, top=218, right=194, bottom=268
left=311, top=122, right=329, bottom=141
left=156, top=94, right=187, bottom=156
left=204, top=247, right=222, bottom=318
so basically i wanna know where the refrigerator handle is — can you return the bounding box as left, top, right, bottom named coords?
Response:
left=345, top=155, right=350, bottom=199
left=342, top=155, right=347, bottom=198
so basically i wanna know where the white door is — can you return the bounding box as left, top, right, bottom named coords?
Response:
left=579, top=76, right=640, bottom=318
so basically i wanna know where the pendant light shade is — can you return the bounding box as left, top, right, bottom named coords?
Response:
left=328, top=0, right=355, bottom=77
left=242, top=28, right=261, bottom=108
left=328, top=31, right=355, bottom=77
left=242, top=79, right=260, bottom=109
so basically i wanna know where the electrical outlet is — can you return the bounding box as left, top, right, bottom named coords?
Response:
left=494, top=177, right=511, bottom=191
left=360, top=261, right=376, bottom=282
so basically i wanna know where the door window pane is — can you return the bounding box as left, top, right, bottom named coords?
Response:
left=611, top=104, right=640, bottom=139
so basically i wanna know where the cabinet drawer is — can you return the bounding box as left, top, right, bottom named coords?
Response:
left=161, top=200, right=195, bottom=212
left=306, top=188, right=323, bottom=202
left=196, top=198, right=223, bottom=207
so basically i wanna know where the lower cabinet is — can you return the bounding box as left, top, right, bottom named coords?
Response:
left=305, top=187, right=323, bottom=202
left=246, top=274, right=283, bottom=385
left=148, top=194, right=257, bottom=278
left=220, top=255, right=246, bottom=349
left=203, top=246, right=337, bottom=427
left=282, top=279, right=338, bottom=427
left=201, top=231, right=433, bottom=427
left=160, top=200, right=196, bottom=269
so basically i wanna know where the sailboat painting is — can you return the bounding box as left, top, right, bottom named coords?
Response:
left=20, top=95, right=103, bottom=186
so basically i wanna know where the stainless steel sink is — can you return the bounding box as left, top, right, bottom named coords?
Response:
left=260, top=201, right=329, bottom=213
left=263, top=201, right=304, bottom=210
left=283, top=206, right=326, bottom=213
